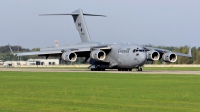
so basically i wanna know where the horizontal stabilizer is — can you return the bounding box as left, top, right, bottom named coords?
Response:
left=39, top=13, right=79, bottom=16
left=39, top=13, right=106, bottom=17
left=83, top=14, right=106, bottom=17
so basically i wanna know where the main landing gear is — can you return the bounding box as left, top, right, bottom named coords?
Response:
left=118, top=68, right=132, bottom=71
left=91, top=68, right=105, bottom=71
left=118, top=67, right=142, bottom=71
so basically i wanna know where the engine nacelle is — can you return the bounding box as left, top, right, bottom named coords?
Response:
left=90, top=50, right=106, bottom=61
left=162, top=53, right=177, bottom=62
left=146, top=51, right=160, bottom=61
left=61, top=51, right=77, bottom=62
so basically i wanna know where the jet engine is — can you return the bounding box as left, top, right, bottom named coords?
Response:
left=162, top=53, right=177, bottom=62
left=61, top=51, right=77, bottom=62
left=90, top=50, right=106, bottom=61
left=146, top=51, right=160, bottom=61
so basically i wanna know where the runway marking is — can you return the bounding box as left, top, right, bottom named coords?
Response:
left=0, top=68, right=200, bottom=75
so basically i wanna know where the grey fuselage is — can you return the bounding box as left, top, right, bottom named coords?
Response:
left=104, top=43, right=146, bottom=68
left=41, top=42, right=147, bottom=68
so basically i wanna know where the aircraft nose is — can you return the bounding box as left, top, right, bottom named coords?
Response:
left=140, top=52, right=147, bottom=65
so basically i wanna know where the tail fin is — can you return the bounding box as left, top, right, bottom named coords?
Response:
left=40, top=9, right=106, bottom=42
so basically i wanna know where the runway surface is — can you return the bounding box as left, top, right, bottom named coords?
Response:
left=0, top=68, right=199, bottom=75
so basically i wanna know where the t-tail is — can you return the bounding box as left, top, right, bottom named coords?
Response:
left=40, top=9, right=106, bottom=42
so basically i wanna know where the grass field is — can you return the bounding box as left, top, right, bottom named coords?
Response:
left=0, top=71, right=200, bottom=112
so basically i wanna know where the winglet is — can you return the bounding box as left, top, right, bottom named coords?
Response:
left=8, top=44, right=16, bottom=56
left=188, top=47, right=192, bottom=57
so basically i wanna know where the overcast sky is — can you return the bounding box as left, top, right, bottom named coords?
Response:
left=1, top=0, right=200, bottom=49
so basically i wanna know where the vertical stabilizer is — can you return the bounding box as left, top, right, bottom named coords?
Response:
left=72, top=9, right=91, bottom=42
left=39, top=9, right=106, bottom=43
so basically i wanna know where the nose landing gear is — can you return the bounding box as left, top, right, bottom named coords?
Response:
left=136, top=66, right=142, bottom=71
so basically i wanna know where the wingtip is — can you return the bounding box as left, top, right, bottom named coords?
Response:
left=8, top=44, right=15, bottom=55
left=188, top=46, right=192, bottom=57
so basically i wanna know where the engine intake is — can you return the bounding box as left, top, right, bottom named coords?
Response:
left=162, top=53, right=177, bottom=62
left=61, top=51, right=77, bottom=62
left=90, top=50, right=106, bottom=61
left=146, top=51, right=160, bottom=61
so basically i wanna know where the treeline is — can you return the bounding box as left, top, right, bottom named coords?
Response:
left=0, top=45, right=200, bottom=64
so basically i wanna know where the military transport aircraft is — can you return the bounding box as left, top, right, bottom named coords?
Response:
left=9, top=9, right=192, bottom=71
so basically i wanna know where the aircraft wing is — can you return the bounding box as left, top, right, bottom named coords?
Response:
left=17, top=50, right=62, bottom=56
left=9, top=44, right=111, bottom=57
left=9, top=44, right=62, bottom=56
left=144, top=46, right=192, bottom=57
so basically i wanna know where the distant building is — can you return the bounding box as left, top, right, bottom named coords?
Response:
left=27, top=59, right=59, bottom=65
left=3, top=59, right=59, bottom=66
left=0, top=60, right=3, bottom=65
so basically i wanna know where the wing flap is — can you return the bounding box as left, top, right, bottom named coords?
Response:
left=17, top=50, right=62, bottom=56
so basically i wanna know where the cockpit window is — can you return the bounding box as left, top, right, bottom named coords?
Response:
left=133, top=49, right=145, bottom=53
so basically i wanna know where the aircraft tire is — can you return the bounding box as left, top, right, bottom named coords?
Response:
left=136, top=66, right=142, bottom=71
left=137, top=67, right=142, bottom=71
